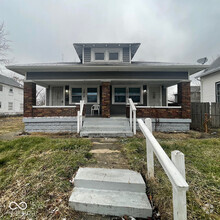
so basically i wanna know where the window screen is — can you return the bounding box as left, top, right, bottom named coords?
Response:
left=109, top=53, right=118, bottom=60
left=87, top=88, right=98, bottom=103
left=95, top=53, right=104, bottom=60
left=115, top=88, right=126, bottom=103
left=71, top=88, right=82, bottom=103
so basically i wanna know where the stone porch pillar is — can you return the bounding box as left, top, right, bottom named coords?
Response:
left=177, top=81, right=191, bottom=118
left=101, top=82, right=110, bottom=118
left=24, top=82, right=36, bottom=117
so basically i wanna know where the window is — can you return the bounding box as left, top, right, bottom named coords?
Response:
left=9, top=87, right=13, bottom=93
left=95, top=53, right=104, bottom=60
left=0, top=101, right=1, bottom=108
left=129, top=88, right=141, bottom=102
left=0, top=84, right=2, bottom=91
left=216, top=82, right=220, bottom=103
left=8, top=102, right=13, bottom=110
left=20, top=103, right=23, bottom=111
left=109, top=52, right=118, bottom=60
left=114, top=88, right=126, bottom=103
left=87, top=88, right=98, bottom=103
left=71, top=88, right=82, bottom=103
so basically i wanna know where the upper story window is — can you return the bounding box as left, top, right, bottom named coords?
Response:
left=91, top=48, right=122, bottom=62
left=109, top=52, right=119, bottom=60
left=9, top=87, right=13, bottom=93
left=95, top=53, right=105, bottom=60
left=216, top=82, right=220, bottom=103
left=0, top=84, right=3, bottom=91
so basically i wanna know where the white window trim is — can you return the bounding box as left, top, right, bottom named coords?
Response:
left=69, top=85, right=100, bottom=105
left=112, top=85, right=143, bottom=105
left=91, top=48, right=123, bottom=63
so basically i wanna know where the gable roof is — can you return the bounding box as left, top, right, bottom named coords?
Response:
left=0, top=74, right=23, bottom=88
left=73, top=43, right=140, bottom=62
left=198, top=56, right=220, bottom=78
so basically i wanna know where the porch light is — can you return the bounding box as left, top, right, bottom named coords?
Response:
left=144, top=90, right=147, bottom=93
left=65, top=89, right=69, bottom=93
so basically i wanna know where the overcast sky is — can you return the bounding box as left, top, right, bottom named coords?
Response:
left=0, top=0, right=220, bottom=76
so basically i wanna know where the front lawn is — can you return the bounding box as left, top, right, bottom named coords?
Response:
left=121, top=135, right=220, bottom=220
left=0, top=137, right=93, bottom=219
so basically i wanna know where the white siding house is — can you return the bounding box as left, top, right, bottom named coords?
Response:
left=0, top=74, right=23, bottom=115
left=199, top=57, right=220, bottom=103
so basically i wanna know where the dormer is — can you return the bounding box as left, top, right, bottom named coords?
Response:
left=73, top=43, right=140, bottom=64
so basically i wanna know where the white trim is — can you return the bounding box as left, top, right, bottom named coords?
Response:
left=112, top=85, right=143, bottom=105
left=69, top=85, right=100, bottom=104
left=82, top=45, right=84, bottom=64
left=32, top=106, right=76, bottom=108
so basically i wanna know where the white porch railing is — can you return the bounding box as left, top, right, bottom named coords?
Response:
left=138, top=118, right=189, bottom=220
left=128, top=98, right=136, bottom=135
left=77, top=100, right=85, bottom=133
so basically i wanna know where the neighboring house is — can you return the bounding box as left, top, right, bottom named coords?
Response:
left=0, top=74, right=23, bottom=115
left=6, top=43, right=208, bottom=133
left=174, top=86, right=200, bottom=103
left=198, top=56, right=220, bottom=103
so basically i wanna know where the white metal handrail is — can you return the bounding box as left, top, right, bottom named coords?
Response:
left=137, top=118, right=189, bottom=220
left=77, top=100, right=84, bottom=133
left=128, top=98, right=136, bottom=135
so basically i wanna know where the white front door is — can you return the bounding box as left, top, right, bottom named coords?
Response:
left=148, top=85, right=162, bottom=106
left=52, top=87, right=63, bottom=106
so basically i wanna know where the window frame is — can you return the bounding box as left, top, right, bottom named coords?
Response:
left=86, top=87, right=100, bottom=104
left=69, top=87, right=83, bottom=104
left=0, top=101, right=1, bottom=109
left=9, top=87, right=13, bottom=93
left=0, top=84, right=3, bottom=92
left=112, top=85, right=143, bottom=105
left=8, top=102, right=13, bottom=110
left=91, top=48, right=122, bottom=62
left=216, top=81, right=220, bottom=103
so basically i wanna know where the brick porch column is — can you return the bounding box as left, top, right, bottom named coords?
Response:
left=178, top=81, right=191, bottom=118
left=24, top=82, right=36, bottom=117
left=101, top=82, right=110, bottom=118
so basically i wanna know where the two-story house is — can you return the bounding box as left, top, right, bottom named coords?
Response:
left=0, top=74, right=23, bottom=115
left=7, top=43, right=208, bottom=135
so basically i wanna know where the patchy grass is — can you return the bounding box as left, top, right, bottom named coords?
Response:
left=120, top=135, right=220, bottom=220
left=0, top=116, right=24, bottom=135
left=0, top=137, right=93, bottom=219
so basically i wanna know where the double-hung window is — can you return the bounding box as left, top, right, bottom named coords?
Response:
left=114, top=88, right=126, bottom=103
left=216, top=82, right=220, bottom=103
left=87, top=88, right=98, bottom=103
left=129, top=88, right=141, bottom=102
left=71, top=88, right=82, bottom=103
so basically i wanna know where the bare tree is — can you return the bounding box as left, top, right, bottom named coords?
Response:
left=0, top=22, right=10, bottom=64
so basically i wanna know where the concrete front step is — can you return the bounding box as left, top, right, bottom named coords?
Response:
left=69, top=188, right=152, bottom=218
left=74, top=168, right=146, bottom=192
left=80, top=131, right=133, bottom=137
left=69, top=168, right=152, bottom=218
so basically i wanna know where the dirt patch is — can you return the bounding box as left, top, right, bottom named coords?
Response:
left=90, top=149, right=120, bottom=154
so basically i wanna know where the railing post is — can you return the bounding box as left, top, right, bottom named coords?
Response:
left=77, top=111, right=80, bottom=133
left=133, top=110, right=136, bottom=135
left=145, top=118, right=154, bottom=178
left=171, top=150, right=187, bottom=220
left=130, top=105, right=132, bottom=128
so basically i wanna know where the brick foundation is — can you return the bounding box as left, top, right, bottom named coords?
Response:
left=24, top=82, right=36, bottom=117
left=101, top=82, right=110, bottom=118
left=32, top=107, right=79, bottom=117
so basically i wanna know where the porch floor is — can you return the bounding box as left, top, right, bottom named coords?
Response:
left=80, top=117, right=133, bottom=137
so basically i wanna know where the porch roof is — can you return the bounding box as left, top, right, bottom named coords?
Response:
left=6, top=61, right=209, bottom=76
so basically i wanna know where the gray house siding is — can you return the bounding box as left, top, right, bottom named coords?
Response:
left=84, top=48, right=91, bottom=63
left=27, top=71, right=188, bottom=81
left=123, top=47, right=130, bottom=63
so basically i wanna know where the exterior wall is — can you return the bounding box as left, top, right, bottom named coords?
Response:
left=24, top=82, right=36, bottom=117
left=0, top=83, right=23, bottom=115
left=101, top=82, right=110, bottom=117
left=23, top=117, right=77, bottom=133
left=32, top=106, right=79, bottom=117
left=201, top=71, right=220, bottom=102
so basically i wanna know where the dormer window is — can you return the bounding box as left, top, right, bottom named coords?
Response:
left=109, top=53, right=119, bottom=60
left=95, top=53, right=105, bottom=60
